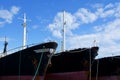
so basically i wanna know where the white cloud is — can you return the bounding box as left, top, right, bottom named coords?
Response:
left=100, top=9, right=115, bottom=18
left=0, top=6, right=20, bottom=26
left=0, top=9, right=12, bottom=23
left=104, top=19, right=120, bottom=40
left=48, top=23, right=62, bottom=38
left=115, top=3, right=120, bottom=17
left=96, top=3, right=120, bottom=18
left=75, top=8, right=97, bottom=24
left=105, top=3, right=114, bottom=9
left=95, top=7, right=115, bottom=19
left=48, top=2, right=120, bottom=58
left=67, top=34, right=97, bottom=49
left=53, top=30, right=62, bottom=38
left=48, top=11, right=79, bottom=38
left=92, top=19, right=120, bottom=57
left=11, top=6, right=20, bottom=14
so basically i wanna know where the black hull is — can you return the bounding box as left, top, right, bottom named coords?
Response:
left=91, top=56, right=120, bottom=79
left=45, top=47, right=99, bottom=80
left=0, top=42, right=57, bottom=80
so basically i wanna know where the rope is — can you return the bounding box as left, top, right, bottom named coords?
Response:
left=95, top=59, right=99, bottom=80
left=43, top=50, right=55, bottom=80
left=32, top=49, right=44, bottom=80
left=88, top=47, right=99, bottom=80
left=89, top=48, right=91, bottom=80
left=18, top=51, right=22, bottom=80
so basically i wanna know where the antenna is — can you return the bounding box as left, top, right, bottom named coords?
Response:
left=61, top=11, right=66, bottom=52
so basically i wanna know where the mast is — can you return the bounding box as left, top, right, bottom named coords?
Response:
left=23, top=13, right=27, bottom=49
left=19, top=13, right=31, bottom=49
left=61, top=11, right=66, bottom=52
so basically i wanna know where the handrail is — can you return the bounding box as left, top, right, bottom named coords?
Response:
left=0, top=43, right=39, bottom=57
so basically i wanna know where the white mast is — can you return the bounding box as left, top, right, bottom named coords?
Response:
left=62, top=11, right=66, bottom=52
left=19, top=13, right=31, bottom=49
left=23, top=13, right=27, bottom=49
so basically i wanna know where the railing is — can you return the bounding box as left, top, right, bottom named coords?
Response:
left=0, top=41, right=55, bottom=58
left=0, top=43, right=38, bottom=58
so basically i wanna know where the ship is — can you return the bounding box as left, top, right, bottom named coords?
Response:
left=44, top=11, right=99, bottom=80
left=0, top=41, right=58, bottom=80
left=91, top=55, right=120, bottom=80
left=45, top=46, right=99, bottom=80
left=0, top=13, right=58, bottom=80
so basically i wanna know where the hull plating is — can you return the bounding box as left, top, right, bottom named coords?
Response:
left=45, top=71, right=89, bottom=80
left=0, top=76, right=44, bottom=80
left=45, top=71, right=120, bottom=80
left=92, top=76, right=120, bottom=80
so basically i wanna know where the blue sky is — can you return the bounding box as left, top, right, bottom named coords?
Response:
left=0, top=0, right=120, bottom=58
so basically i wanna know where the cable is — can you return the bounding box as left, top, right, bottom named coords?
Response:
left=18, top=51, right=22, bottom=80
left=32, top=48, right=44, bottom=80
left=95, top=59, right=99, bottom=80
